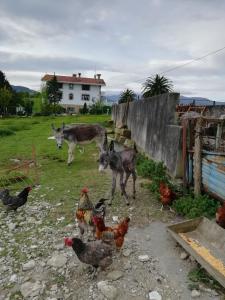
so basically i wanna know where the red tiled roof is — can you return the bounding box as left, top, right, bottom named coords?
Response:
left=41, top=74, right=105, bottom=86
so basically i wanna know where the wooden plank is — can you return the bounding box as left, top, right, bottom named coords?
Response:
left=194, top=117, right=203, bottom=196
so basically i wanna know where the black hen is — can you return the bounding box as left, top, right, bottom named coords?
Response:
left=64, top=237, right=113, bottom=276
left=0, top=187, right=32, bottom=211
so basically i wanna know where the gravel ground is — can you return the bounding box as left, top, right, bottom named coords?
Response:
left=0, top=176, right=224, bottom=300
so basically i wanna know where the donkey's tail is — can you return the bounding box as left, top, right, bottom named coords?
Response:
left=134, top=142, right=138, bottom=153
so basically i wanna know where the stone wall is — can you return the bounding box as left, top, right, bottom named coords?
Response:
left=112, top=93, right=183, bottom=177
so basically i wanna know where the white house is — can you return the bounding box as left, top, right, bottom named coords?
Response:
left=41, top=73, right=106, bottom=113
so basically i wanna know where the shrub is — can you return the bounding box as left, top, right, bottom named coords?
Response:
left=0, top=128, right=15, bottom=137
left=173, top=194, right=219, bottom=218
left=136, top=154, right=169, bottom=194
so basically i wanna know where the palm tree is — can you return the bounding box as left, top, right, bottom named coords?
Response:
left=142, top=74, right=173, bottom=98
left=118, top=89, right=136, bottom=104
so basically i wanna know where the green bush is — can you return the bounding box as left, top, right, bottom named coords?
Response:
left=0, top=128, right=15, bottom=137
left=136, top=154, right=169, bottom=194
left=173, top=194, right=219, bottom=218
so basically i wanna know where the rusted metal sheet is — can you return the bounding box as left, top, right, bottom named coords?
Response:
left=202, top=153, right=225, bottom=201
left=168, top=217, right=225, bottom=288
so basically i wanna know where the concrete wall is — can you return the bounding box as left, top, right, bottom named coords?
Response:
left=112, top=93, right=183, bottom=177
left=204, top=105, right=225, bottom=118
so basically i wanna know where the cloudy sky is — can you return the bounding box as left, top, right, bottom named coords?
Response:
left=1, top=0, right=225, bottom=100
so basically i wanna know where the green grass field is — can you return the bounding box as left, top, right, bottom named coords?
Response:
left=0, top=115, right=111, bottom=224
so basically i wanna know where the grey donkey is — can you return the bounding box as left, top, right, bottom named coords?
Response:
left=99, top=135, right=137, bottom=205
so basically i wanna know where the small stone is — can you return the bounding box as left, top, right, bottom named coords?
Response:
left=124, top=261, right=132, bottom=270
left=191, top=290, right=201, bottom=298
left=22, top=260, right=36, bottom=271
left=9, top=274, right=17, bottom=283
left=97, top=281, right=118, bottom=299
left=107, top=271, right=123, bottom=281
left=138, top=255, right=150, bottom=262
left=123, top=249, right=132, bottom=257
left=47, top=253, right=67, bottom=268
left=112, top=216, right=119, bottom=223
left=8, top=223, right=16, bottom=230
left=149, top=291, right=162, bottom=300
left=180, top=251, right=188, bottom=260
left=20, top=281, right=44, bottom=298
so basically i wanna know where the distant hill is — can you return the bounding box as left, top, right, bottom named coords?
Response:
left=105, top=92, right=225, bottom=106
left=12, top=85, right=37, bottom=95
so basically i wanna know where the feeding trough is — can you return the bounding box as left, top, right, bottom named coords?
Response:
left=167, top=217, right=225, bottom=288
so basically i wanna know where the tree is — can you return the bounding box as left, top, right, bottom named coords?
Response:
left=118, top=89, right=136, bottom=104
left=142, top=74, right=173, bottom=98
left=46, top=74, right=61, bottom=106
left=0, top=87, right=13, bottom=115
left=80, top=102, right=88, bottom=114
left=0, top=70, right=12, bottom=90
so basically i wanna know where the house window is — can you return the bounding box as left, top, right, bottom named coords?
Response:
left=69, top=93, right=74, bottom=100
left=58, top=83, right=63, bottom=88
left=81, top=94, right=90, bottom=101
left=82, top=85, right=90, bottom=91
left=59, top=92, right=63, bottom=99
left=69, top=83, right=74, bottom=89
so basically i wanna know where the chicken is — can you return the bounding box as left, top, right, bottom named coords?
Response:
left=92, top=216, right=130, bottom=249
left=216, top=203, right=225, bottom=228
left=159, top=182, right=176, bottom=212
left=0, top=186, right=32, bottom=211
left=75, top=187, right=107, bottom=239
left=64, top=237, right=113, bottom=277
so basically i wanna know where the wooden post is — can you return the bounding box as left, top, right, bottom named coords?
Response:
left=216, top=123, right=222, bottom=150
left=194, top=117, right=203, bottom=196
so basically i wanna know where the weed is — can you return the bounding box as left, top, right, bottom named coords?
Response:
left=173, top=194, right=219, bottom=218
left=0, top=128, right=14, bottom=137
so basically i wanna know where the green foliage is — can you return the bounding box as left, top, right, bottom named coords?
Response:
left=45, top=74, right=61, bottom=105
left=173, top=194, right=219, bottom=218
left=118, top=89, right=136, bottom=104
left=0, top=128, right=15, bottom=137
left=142, top=74, right=173, bottom=98
left=0, top=87, right=13, bottom=115
left=136, top=154, right=169, bottom=194
left=89, top=100, right=111, bottom=115
left=79, top=102, right=89, bottom=114
left=188, top=266, right=223, bottom=291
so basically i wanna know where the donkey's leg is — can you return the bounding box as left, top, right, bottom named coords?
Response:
left=120, top=172, right=129, bottom=205
left=123, top=172, right=131, bottom=192
left=109, top=171, right=117, bottom=206
left=132, top=170, right=137, bottom=199
left=68, top=143, right=76, bottom=165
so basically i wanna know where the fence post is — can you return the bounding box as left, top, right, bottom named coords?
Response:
left=194, top=117, right=203, bottom=196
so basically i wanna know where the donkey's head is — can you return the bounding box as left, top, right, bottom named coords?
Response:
left=98, top=136, right=114, bottom=172
left=51, top=123, right=65, bottom=149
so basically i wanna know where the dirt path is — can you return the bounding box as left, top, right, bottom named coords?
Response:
left=0, top=172, right=223, bottom=299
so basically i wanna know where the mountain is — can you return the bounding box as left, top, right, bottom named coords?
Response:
left=12, top=85, right=37, bottom=94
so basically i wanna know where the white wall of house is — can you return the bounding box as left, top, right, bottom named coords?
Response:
left=60, top=83, right=101, bottom=106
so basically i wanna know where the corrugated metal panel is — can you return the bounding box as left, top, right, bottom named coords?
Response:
left=202, top=154, right=225, bottom=201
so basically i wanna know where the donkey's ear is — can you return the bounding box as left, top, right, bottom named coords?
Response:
left=109, top=140, right=114, bottom=152
left=51, top=124, right=55, bottom=130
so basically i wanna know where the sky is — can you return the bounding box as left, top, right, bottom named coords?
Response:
left=1, top=0, right=225, bottom=100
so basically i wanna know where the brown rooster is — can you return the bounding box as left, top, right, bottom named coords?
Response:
left=64, top=237, right=113, bottom=277
left=92, top=216, right=130, bottom=249
left=159, top=182, right=176, bottom=212
left=75, top=187, right=107, bottom=239
left=216, top=202, right=225, bottom=228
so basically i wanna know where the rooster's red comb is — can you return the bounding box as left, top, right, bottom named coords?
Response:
left=81, top=187, right=89, bottom=194
left=64, top=237, right=73, bottom=247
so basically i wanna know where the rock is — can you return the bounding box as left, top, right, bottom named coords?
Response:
left=124, top=261, right=132, bottom=270
left=180, top=251, right=189, bottom=260
left=191, top=290, right=201, bottom=298
left=47, top=254, right=67, bottom=268
left=149, top=291, right=162, bottom=300
left=124, top=139, right=134, bottom=148
left=97, top=281, right=118, bottom=299
left=138, top=255, right=150, bottom=262
left=20, top=281, right=44, bottom=298
left=9, top=274, right=17, bottom=283
left=22, top=260, right=36, bottom=271
left=107, top=271, right=123, bottom=281
left=8, top=223, right=16, bottom=230
left=123, top=249, right=132, bottom=257
left=112, top=216, right=119, bottom=223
